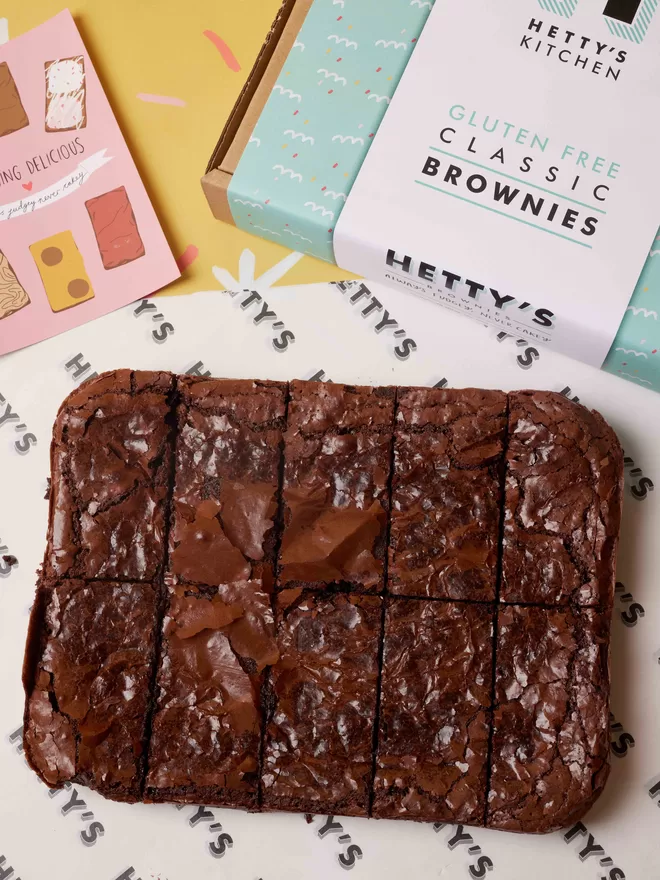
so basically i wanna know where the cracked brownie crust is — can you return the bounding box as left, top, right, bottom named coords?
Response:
left=502, top=391, right=623, bottom=606
left=45, top=370, right=175, bottom=581
left=23, top=374, right=623, bottom=833
left=488, top=605, right=611, bottom=833
left=389, top=388, right=507, bottom=601
left=23, top=578, right=158, bottom=801
left=373, top=600, right=493, bottom=823
left=262, top=590, right=381, bottom=816
left=145, top=581, right=279, bottom=808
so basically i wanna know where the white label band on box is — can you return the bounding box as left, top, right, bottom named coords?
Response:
left=334, top=0, right=660, bottom=367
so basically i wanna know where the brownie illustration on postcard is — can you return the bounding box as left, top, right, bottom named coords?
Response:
left=45, top=56, right=86, bottom=132
left=30, top=231, right=94, bottom=312
left=86, top=186, right=146, bottom=269
left=0, top=251, right=30, bottom=319
left=0, top=62, right=29, bottom=137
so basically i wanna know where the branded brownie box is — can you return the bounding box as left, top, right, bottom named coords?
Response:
left=201, top=0, right=660, bottom=394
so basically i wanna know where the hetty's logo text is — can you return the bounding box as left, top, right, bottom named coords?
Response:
left=0, top=854, right=21, bottom=880
left=523, top=18, right=628, bottom=78
left=564, top=822, right=627, bottom=879
left=178, top=805, right=234, bottom=859
left=385, top=249, right=555, bottom=339
left=315, top=816, right=364, bottom=871
left=433, top=824, right=495, bottom=878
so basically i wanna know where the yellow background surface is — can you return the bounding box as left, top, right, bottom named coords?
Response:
left=4, top=0, right=345, bottom=294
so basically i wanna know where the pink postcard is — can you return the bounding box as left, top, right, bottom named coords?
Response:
left=0, top=9, right=180, bottom=355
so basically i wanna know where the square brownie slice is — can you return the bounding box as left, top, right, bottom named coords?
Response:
left=261, top=590, right=382, bottom=816
left=390, top=388, right=507, bottom=601
left=502, top=391, right=623, bottom=605
left=373, top=599, right=493, bottom=823
left=145, top=581, right=278, bottom=808
left=45, top=369, right=175, bottom=581
left=23, top=579, right=158, bottom=801
left=487, top=605, right=611, bottom=833
left=278, top=381, right=395, bottom=593
left=168, top=378, right=287, bottom=589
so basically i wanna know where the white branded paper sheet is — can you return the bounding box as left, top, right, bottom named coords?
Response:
left=0, top=262, right=659, bottom=880
left=334, top=0, right=660, bottom=367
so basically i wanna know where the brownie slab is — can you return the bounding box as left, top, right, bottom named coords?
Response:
left=261, top=590, right=381, bottom=816
left=23, top=579, right=158, bottom=801
left=145, top=581, right=278, bottom=808
left=373, top=600, right=493, bottom=823
left=23, top=373, right=623, bottom=834
left=279, top=381, right=395, bottom=593
left=487, top=605, right=611, bottom=833
left=45, top=370, right=175, bottom=581
left=168, top=378, right=286, bottom=589
left=502, top=391, right=623, bottom=605
left=389, top=388, right=507, bottom=601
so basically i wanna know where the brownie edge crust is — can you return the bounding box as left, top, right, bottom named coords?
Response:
left=22, top=373, right=624, bottom=834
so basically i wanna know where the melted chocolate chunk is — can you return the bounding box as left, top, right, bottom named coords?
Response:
left=168, top=378, right=286, bottom=589
left=279, top=381, right=395, bottom=593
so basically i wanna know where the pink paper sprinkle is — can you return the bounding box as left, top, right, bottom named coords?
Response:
left=203, top=30, right=241, bottom=72
left=176, top=244, right=199, bottom=272
left=137, top=93, right=186, bottom=107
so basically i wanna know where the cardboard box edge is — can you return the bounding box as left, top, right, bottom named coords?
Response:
left=203, top=0, right=314, bottom=228
left=201, top=168, right=235, bottom=225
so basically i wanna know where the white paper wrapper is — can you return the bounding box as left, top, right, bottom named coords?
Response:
left=0, top=262, right=659, bottom=880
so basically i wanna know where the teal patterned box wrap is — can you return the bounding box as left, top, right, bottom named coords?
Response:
left=228, top=0, right=660, bottom=393
left=228, top=0, right=434, bottom=262
left=603, top=252, right=660, bottom=391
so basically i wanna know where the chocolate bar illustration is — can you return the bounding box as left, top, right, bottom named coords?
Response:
left=45, top=56, right=86, bottom=132
left=0, top=62, right=29, bottom=137
left=86, top=186, right=146, bottom=269
left=29, top=231, right=94, bottom=312
left=0, top=251, right=30, bottom=319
